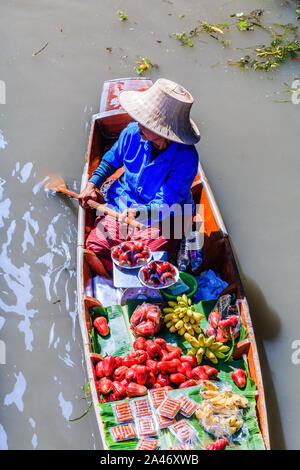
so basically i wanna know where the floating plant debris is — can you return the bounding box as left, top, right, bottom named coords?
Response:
left=198, top=21, right=229, bottom=35
left=117, top=10, right=128, bottom=21
left=170, top=8, right=300, bottom=71
left=134, top=57, right=157, bottom=76
left=230, top=9, right=264, bottom=31
left=231, top=33, right=300, bottom=71
left=172, top=21, right=229, bottom=47
left=32, top=42, right=49, bottom=57
left=172, top=31, right=195, bottom=47
left=296, top=1, right=300, bottom=20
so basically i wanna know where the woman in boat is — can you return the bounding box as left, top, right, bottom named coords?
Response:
left=79, top=78, right=200, bottom=272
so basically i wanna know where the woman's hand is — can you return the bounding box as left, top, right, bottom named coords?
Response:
left=79, top=182, right=98, bottom=209
left=119, top=208, right=138, bottom=225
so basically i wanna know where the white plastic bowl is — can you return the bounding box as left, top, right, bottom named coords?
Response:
left=138, top=262, right=179, bottom=289
left=111, top=241, right=152, bottom=270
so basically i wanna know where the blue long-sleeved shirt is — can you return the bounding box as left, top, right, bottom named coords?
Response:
left=89, top=122, right=199, bottom=224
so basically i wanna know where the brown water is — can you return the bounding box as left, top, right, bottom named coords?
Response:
left=0, top=0, right=299, bottom=450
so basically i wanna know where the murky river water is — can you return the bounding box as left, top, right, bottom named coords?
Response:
left=0, top=0, right=299, bottom=450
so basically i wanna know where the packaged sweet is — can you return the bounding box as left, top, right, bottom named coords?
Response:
left=155, top=412, right=176, bottom=430
left=170, top=419, right=198, bottom=444
left=112, top=401, right=133, bottom=424
left=158, top=397, right=181, bottom=419
left=136, top=438, right=159, bottom=450
left=178, top=395, right=199, bottom=418
left=110, top=423, right=137, bottom=442
left=169, top=443, right=195, bottom=450
left=149, top=387, right=167, bottom=409
left=136, top=416, right=157, bottom=438
left=132, top=397, right=152, bottom=418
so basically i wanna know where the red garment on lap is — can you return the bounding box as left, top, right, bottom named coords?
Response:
left=86, top=214, right=180, bottom=271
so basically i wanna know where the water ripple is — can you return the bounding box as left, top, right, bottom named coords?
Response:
left=4, top=371, right=27, bottom=412
left=0, top=129, right=8, bottom=149
left=0, top=424, right=8, bottom=450
left=58, top=392, right=73, bottom=421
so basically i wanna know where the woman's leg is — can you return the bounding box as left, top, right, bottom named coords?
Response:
left=86, top=214, right=185, bottom=270
left=86, top=214, right=123, bottom=271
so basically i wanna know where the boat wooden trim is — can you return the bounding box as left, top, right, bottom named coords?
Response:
left=76, top=78, right=270, bottom=450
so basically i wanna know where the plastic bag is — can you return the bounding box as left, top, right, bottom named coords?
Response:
left=206, top=294, right=241, bottom=343
left=196, top=381, right=249, bottom=442
left=194, top=270, right=228, bottom=302
left=130, top=302, right=162, bottom=337
left=92, top=276, right=122, bottom=307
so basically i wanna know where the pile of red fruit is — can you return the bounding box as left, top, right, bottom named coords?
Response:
left=94, top=338, right=218, bottom=403
left=111, top=241, right=151, bottom=267
left=206, top=311, right=240, bottom=343
left=130, top=303, right=162, bottom=337
left=140, top=261, right=177, bottom=288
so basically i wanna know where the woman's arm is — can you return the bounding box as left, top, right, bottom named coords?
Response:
left=79, top=124, right=132, bottom=208
left=79, top=161, right=117, bottom=208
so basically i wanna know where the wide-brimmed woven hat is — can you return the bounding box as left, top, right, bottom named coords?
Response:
left=119, top=78, right=200, bottom=145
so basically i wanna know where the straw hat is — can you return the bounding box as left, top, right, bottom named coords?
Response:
left=119, top=78, right=200, bottom=145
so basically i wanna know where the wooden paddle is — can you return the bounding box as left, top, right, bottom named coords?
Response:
left=44, top=174, right=147, bottom=230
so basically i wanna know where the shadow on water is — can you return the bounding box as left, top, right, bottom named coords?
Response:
left=57, top=194, right=79, bottom=218
left=229, top=237, right=285, bottom=449
left=242, top=276, right=285, bottom=450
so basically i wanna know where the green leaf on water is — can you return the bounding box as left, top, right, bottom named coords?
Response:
left=117, top=10, right=128, bottom=21
left=69, top=401, right=93, bottom=422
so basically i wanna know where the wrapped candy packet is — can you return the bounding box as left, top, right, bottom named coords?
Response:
left=149, top=387, right=167, bottom=409
left=170, top=419, right=198, bottom=444
left=136, top=438, right=159, bottom=450
left=178, top=395, right=199, bottom=418
left=136, top=416, right=157, bottom=438
left=110, top=423, right=137, bottom=442
left=169, top=443, right=195, bottom=450
left=158, top=397, right=181, bottom=419
left=112, top=401, right=133, bottom=424
left=132, top=397, right=152, bottom=418
left=155, top=412, right=175, bottom=430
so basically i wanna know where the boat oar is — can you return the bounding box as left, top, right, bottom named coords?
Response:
left=44, top=174, right=147, bottom=230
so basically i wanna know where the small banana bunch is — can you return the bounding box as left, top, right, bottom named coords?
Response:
left=185, top=333, right=230, bottom=364
left=196, top=381, right=248, bottom=436
left=163, top=295, right=204, bottom=337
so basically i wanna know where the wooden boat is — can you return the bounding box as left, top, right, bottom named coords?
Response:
left=77, top=77, right=270, bottom=450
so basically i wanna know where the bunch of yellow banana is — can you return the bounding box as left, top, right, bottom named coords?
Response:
left=195, top=381, right=248, bottom=436
left=163, top=294, right=204, bottom=337
left=185, top=333, right=230, bottom=364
